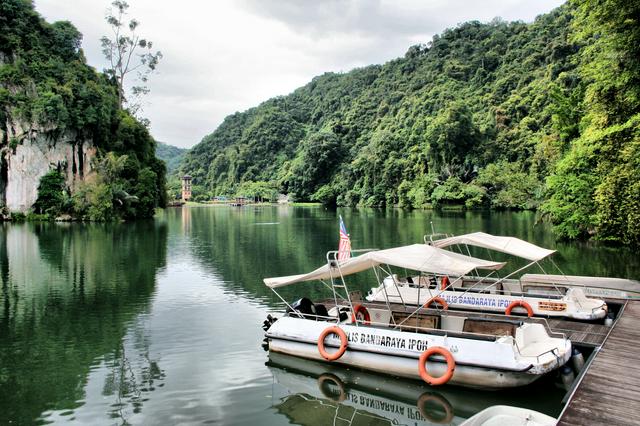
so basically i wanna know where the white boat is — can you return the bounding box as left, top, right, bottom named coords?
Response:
left=365, top=232, right=608, bottom=321
left=460, top=405, right=556, bottom=426
left=520, top=274, right=640, bottom=301
left=263, top=244, right=572, bottom=389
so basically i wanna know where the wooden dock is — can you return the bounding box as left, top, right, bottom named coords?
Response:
left=547, top=318, right=609, bottom=347
left=558, top=300, right=640, bottom=426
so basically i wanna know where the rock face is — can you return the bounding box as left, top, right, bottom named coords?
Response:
left=1, top=123, right=96, bottom=213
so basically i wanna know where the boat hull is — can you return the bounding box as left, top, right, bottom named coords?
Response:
left=269, top=338, right=541, bottom=389
left=367, top=280, right=607, bottom=320
left=266, top=316, right=571, bottom=390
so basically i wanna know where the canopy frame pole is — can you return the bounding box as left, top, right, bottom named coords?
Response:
left=334, top=256, right=357, bottom=327
left=378, top=264, right=407, bottom=309
left=484, top=248, right=500, bottom=279
left=439, top=268, right=504, bottom=302
left=536, top=261, right=576, bottom=305
left=373, top=265, right=396, bottom=326
left=464, top=243, right=482, bottom=279
left=271, top=288, right=306, bottom=320
left=319, top=279, right=347, bottom=302
left=548, top=257, right=587, bottom=290
left=479, top=259, right=542, bottom=296
left=396, top=274, right=446, bottom=329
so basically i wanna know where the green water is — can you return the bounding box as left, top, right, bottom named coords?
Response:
left=1, top=206, right=638, bottom=425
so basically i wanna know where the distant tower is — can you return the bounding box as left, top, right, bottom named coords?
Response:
left=181, top=175, right=192, bottom=201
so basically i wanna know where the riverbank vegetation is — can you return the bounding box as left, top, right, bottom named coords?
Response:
left=0, top=0, right=166, bottom=221
left=179, top=1, right=639, bottom=244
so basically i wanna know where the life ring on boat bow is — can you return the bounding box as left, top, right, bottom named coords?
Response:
left=424, top=297, right=448, bottom=310
left=440, top=276, right=450, bottom=290
left=351, top=304, right=371, bottom=325
left=418, top=346, right=455, bottom=386
left=317, top=326, right=348, bottom=361
left=505, top=300, right=534, bottom=317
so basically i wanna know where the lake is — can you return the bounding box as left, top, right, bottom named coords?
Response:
left=1, top=206, right=639, bottom=425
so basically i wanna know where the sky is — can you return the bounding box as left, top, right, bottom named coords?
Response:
left=34, top=0, right=565, bottom=149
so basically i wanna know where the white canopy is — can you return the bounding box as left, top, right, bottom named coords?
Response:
left=430, top=232, right=555, bottom=262
left=264, top=244, right=506, bottom=288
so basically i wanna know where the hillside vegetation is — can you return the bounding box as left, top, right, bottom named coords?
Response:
left=179, top=1, right=639, bottom=244
left=156, top=142, right=186, bottom=174
left=0, top=0, right=166, bottom=220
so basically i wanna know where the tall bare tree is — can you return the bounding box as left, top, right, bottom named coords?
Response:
left=101, top=0, right=162, bottom=114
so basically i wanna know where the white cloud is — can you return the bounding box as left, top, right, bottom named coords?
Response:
left=33, top=0, right=565, bottom=148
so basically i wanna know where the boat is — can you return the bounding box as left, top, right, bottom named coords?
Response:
left=519, top=274, right=640, bottom=301
left=460, top=405, right=556, bottom=426
left=365, top=232, right=608, bottom=321
left=262, top=244, right=572, bottom=389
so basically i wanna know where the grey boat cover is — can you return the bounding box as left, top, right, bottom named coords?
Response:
left=521, top=274, right=640, bottom=294
left=264, top=244, right=506, bottom=288
left=430, top=232, right=555, bottom=262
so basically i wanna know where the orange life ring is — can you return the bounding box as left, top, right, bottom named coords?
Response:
left=317, top=326, right=348, bottom=361
left=416, top=392, right=454, bottom=424
left=418, top=346, right=455, bottom=386
left=440, top=276, right=450, bottom=290
left=505, top=300, right=534, bottom=317
left=351, top=304, right=371, bottom=325
left=424, top=297, right=448, bottom=310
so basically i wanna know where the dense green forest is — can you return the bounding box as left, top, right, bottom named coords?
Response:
left=156, top=142, right=186, bottom=174
left=179, top=0, right=639, bottom=244
left=0, top=0, right=166, bottom=220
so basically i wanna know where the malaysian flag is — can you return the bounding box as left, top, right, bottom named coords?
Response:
left=338, top=215, right=351, bottom=260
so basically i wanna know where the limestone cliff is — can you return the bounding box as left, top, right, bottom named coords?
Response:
left=0, top=121, right=96, bottom=213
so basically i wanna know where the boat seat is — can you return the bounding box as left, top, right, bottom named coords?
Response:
left=463, top=319, right=519, bottom=338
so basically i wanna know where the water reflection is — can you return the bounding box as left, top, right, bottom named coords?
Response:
left=0, top=221, right=167, bottom=425
left=267, top=352, right=565, bottom=425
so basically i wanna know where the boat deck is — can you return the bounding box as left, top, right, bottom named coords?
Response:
left=320, top=298, right=610, bottom=347
left=558, top=300, right=640, bottom=426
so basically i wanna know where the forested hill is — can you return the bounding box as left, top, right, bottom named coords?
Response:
left=0, top=0, right=166, bottom=220
left=180, top=0, right=640, bottom=245
left=156, top=142, right=186, bottom=174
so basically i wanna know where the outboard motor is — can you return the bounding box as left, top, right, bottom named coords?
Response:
left=262, top=314, right=277, bottom=332
left=262, top=314, right=277, bottom=351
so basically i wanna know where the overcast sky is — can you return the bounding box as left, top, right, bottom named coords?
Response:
left=34, top=0, right=565, bottom=149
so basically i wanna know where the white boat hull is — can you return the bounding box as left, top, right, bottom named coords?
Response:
left=366, top=277, right=607, bottom=320
left=266, top=316, right=571, bottom=390
left=460, top=405, right=556, bottom=426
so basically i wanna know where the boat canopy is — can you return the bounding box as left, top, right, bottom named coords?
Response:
left=264, top=244, right=506, bottom=288
left=430, top=232, right=555, bottom=262
left=521, top=274, right=640, bottom=294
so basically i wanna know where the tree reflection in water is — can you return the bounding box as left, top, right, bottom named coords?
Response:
left=0, top=221, right=167, bottom=425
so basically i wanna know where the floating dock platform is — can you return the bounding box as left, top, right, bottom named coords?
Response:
left=558, top=300, right=640, bottom=426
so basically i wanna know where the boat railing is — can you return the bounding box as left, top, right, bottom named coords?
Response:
left=423, top=233, right=452, bottom=244
left=350, top=316, right=504, bottom=343
left=325, top=248, right=378, bottom=264
left=356, top=316, right=567, bottom=362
